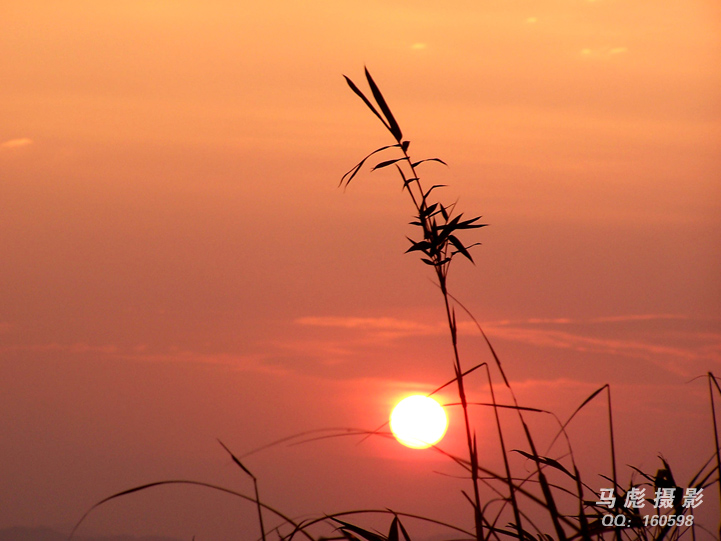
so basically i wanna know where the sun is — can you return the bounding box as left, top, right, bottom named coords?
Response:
left=390, top=395, right=448, bottom=449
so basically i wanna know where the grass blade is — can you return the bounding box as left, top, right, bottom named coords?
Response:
left=68, top=480, right=314, bottom=541
left=512, top=449, right=576, bottom=480
left=364, top=67, right=403, bottom=141
left=340, top=144, right=400, bottom=187
left=333, top=518, right=386, bottom=541
left=344, top=75, right=390, bottom=132
left=411, top=158, right=448, bottom=168
left=217, top=440, right=266, bottom=541
left=372, top=157, right=408, bottom=171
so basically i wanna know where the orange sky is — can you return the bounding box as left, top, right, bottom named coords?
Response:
left=1, top=2, right=720, bottom=540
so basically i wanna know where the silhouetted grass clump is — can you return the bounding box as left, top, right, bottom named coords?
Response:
left=71, top=69, right=721, bottom=541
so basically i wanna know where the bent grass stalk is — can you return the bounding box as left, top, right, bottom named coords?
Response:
left=343, top=67, right=488, bottom=540
left=70, top=70, right=721, bottom=541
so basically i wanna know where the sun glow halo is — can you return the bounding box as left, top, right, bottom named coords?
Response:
left=390, top=395, right=448, bottom=449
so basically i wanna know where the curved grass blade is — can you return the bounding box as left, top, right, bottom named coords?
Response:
left=387, top=516, right=399, bottom=541
left=340, top=144, right=400, bottom=187
left=448, top=234, right=474, bottom=263
left=512, top=449, right=576, bottom=480
left=546, top=385, right=608, bottom=452
left=68, top=480, right=314, bottom=541
left=429, top=362, right=488, bottom=396
left=444, top=402, right=546, bottom=414
left=333, top=518, right=387, bottom=541
left=217, top=439, right=266, bottom=541
left=708, top=371, right=721, bottom=527
left=411, top=158, right=448, bottom=168
left=344, top=75, right=390, bottom=132
left=364, top=67, right=403, bottom=142
left=291, top=509, right=474, bottom=540
left=395, top=516, right=412, bottom=541
left=372, top=157, right=408, bottom=171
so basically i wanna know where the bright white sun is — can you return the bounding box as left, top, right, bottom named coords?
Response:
left=390, top=395, right=448, bottom=449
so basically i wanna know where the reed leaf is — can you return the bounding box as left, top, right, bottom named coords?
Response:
left=344, top=75, right=390, bottom=132
left=364, top=67, right=403, bottom=141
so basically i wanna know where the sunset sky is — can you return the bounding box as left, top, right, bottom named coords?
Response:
left=1, top=1, right=720, bottom=540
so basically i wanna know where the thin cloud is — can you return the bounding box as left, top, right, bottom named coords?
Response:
left=296, top=313, right=712, bottom=338
left=273, top=337, right=357, bottom=359
left=580, top=46, right=628, bottom=58
left=485, top=326, right=705, bottom=360
left=296, top=316, right=437, bottom=334
left=295, top=313, right=719, bottom=376
left=0, top=342, right=118, bottom=354
left=492, top=318, right=573, bottom=326
left=507, top=378, right=608, bottom=406
left=591, top=314, right=691, bottom=323
left=0, top=341, right=290, bottom=375
left=1, top=137, right=33, bottom=149
left=487, top=314, right=697, bottom=327
left=122, top=350, right=291, bottom=376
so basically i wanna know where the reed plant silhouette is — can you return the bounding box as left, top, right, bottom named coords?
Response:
left=332, top=68, right=720, bottom=541
left=70, top=69, right=721, bottom=541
